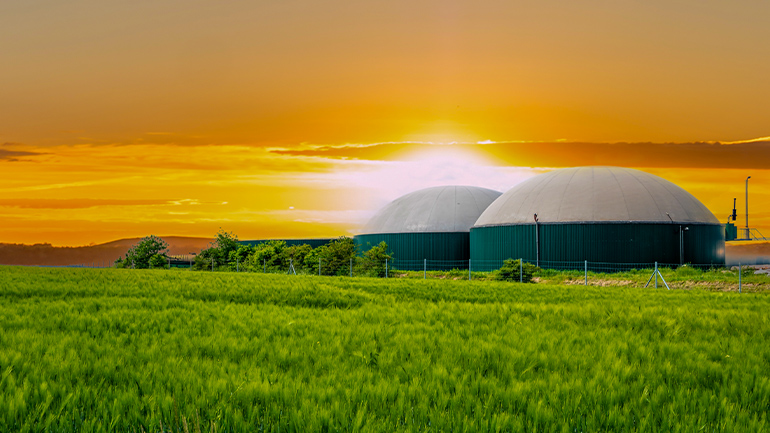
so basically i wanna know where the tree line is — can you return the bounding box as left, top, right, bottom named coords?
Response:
left=114, top=230, right=393, bottom=277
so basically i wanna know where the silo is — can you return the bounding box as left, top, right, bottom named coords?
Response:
left=356, top=186, right=502, bottom=269
left=470, top=166, right=725, bottom=269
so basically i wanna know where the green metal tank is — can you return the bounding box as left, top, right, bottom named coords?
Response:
left=470, top=167, right=725, bottom=270
left=355, top=186, right=502, bottom=270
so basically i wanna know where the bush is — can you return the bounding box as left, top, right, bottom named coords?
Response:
left=192, top=254, right=214, bottom=271
left=116, top=235, right=169, bottom=269
left=305, top=237, right=357, bottom=276
left=494, top=259, right=539, bottom=283
left=246, top=240, right=289, bottom=273
left=213, top=228, right=240, bottom=261
left=281, top=244, right=313, bottom=273
left=148, top=254, right=168, bottom=269
left=357, top=242, right=392, bottom=277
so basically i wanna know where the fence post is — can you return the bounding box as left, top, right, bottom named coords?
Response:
left=350, top=258, right=353, bottom=277
left=319, top=258, right=321, bottom=276
left=585, top=260, right=588, bottom=286
left=469, top=259, right=471, bottom=281
left=424, top=259, right=427, bottom=279
left=654, top=262, right=658, bottom=289
left=520, top=258, right=523, bottom=283
left=385, top=259, right=388, bottom=278
left=739, top=262, right=742, bottom=293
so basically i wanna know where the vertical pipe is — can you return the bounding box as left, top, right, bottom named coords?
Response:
left=424, top=259, right=427, bottom=279
left=319, top=258, right=321, bottom=276
left=746, top=176, right=750, bottom=239
left=468, top=259, right=471, bottom=281
left=519, top=258, right=523, bottom=283
left=585, top=260, right=588, bottom=286
left=654, top=261, right=658, bottom=289
left=385, top=259, right=388, bottom=278
left=535, top=222, right=540, bottom=268
left=679, top=225, right=683, bottom=266
left=739, top=262, right=742, bottom=294
left=350, top=258, right=352, bottom=277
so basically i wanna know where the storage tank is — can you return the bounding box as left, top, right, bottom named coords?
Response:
left=470, top=166, right=725, bottom=269
left=356, top=185, right=502, bottom=269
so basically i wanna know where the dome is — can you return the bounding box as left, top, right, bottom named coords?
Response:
left=363, top=186, right=502, bottom=234
left=475, top=166, right=719, bottom=226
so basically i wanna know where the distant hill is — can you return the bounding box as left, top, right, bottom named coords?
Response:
left=725, top=241, right=770, bottom=266
left=0, top=236, right=213, bottom=266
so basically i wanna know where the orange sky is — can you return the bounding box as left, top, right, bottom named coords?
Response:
left=1, top=1, right=769, bottom=245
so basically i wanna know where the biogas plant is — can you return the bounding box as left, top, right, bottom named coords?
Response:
left=353, top=166, right=726, bottom=269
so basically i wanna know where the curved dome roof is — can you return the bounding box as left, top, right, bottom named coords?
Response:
left=475, top=166, right=719, bottom=226
left=363, top=186, right=502, bottom=234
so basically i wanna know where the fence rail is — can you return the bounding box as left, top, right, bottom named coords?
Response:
left=64, top=257, right=765, bottom=274
left=29, top=257, right=769, bottom=292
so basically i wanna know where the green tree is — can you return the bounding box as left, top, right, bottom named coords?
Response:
left=246, top=240, right=288, bottom=272
left=357, top=241, right=392, bottom=277
left=116, top=235, right=169, bottom=269
left=280, top=244, right=313, bottom=273
left=148, top=254, right=168, bottom=269
left=213, top=228, right=240, bottom=261
left=305, top=237, right=357, bottom=276
left=228, top=244, right=255, bottom=271
left=192, top=228, right=241, bottom=271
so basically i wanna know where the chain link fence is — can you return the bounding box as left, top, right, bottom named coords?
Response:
left=64, top=256, right=769, bottom=292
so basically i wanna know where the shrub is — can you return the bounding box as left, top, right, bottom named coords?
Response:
left=192, top=254, right=214, bottom=271
left=116, top=235, right=169, bottom=269
left=357, top=242, right=392, bottom=277
left=494, top=259, right=539, bottom=283
left=246, top=240, right=289, bottom=273
left=305, top=237, right=357, bottom=276
left=148, top=254, right=168, bottom=269
left=281, top=244, right=313, bottom=273
left=228, top=245, right=255, bottom=271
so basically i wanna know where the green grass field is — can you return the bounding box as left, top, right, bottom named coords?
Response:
left=1, top=266, right=769, bottom=432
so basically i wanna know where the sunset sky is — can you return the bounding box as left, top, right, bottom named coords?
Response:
left=1, top=0, right=769, bottom=246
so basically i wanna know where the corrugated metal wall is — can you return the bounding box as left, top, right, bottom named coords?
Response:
left=470, top=223, right=725, bottom=268
left=355, top=232, right=469, bottom=270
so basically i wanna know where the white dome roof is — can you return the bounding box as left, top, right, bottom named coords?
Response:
left=475, top=166, right=719, bottom=226
left=363, top=186, right=502, bottom=234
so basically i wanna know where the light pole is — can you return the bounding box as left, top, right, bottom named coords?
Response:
left=745, top=176, right=751, bottom=240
